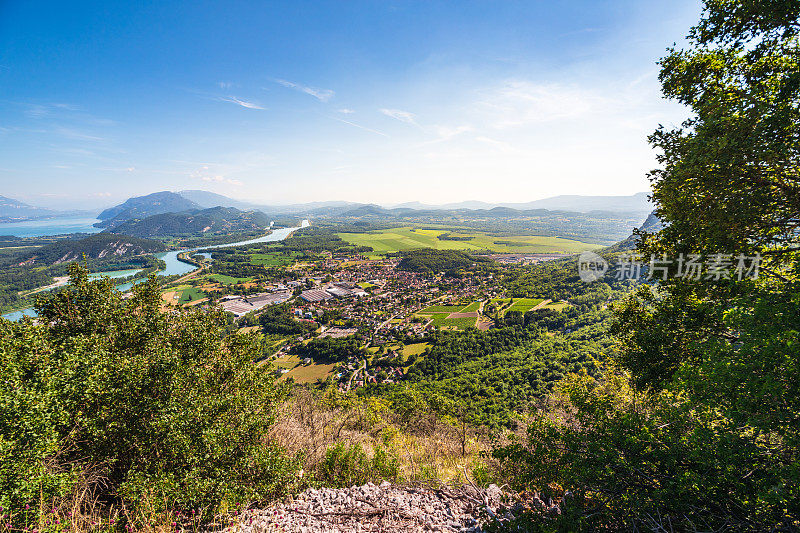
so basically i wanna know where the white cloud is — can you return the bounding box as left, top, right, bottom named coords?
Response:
left=190, top=165, right=243, bottom=186
left=219, top=96, right=265, bottom=110
left=337, top=108, right=355, bottom=114
left=276, top=79, right=334, bottom=102
left=380, top=108, right=417, bottom=124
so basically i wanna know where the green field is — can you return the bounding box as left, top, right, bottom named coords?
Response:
left=460, top=301, right=481, bottom=312
left=206, top=274, right=252, bottom=285
left=250, top=251, right=297, bottom=266
left=179, top=286, right=206, bottom=303
left=506, top=298, right=545, bottom=313
left=337, top=226, right=601, bottom=254
left=431, top=315, right=477, bottom=329
left=402, top=342, right=429, bottom=357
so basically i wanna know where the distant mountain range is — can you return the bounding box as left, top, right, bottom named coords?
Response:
left=387, top=192, right=652, bottom=213
left=0, top=195, right=56, bottom=221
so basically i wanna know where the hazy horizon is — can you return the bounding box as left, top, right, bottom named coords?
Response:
left=1, top=1, right=700, bottom=210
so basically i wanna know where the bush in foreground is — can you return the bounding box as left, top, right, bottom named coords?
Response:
left=0, top=265, right=300, bottom=529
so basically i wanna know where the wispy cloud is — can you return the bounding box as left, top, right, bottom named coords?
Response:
left=474, top=136, right=520, bottom=154
left=478, top=81, right=609, bottom=128
left=54, top=127, right=106, bottom=142
left=430, top=124, right=472, bottom=142
left=190, top=165, right=243, bottom=186
left=219, top=96, right=265, bottom=110
left=98, top=166, right=136, bottom=172
left=337, top=108, right=355, bottom=114
left=276, top=79, right=334, bottom=102
left=218, top=81, right=234, bottom=89
left=380, top=108, right=417, bottom=124
left=25, top=102, right=79, bottom=118
left=330, top=117, right=388, bottom=137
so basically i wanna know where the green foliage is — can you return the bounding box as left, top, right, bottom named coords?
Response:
left=318, top=443, right=399, bottom=487
left=395, top=249, right=486, bottom=274
left=106, top=206, right=270, bottom=239
left=20, top=233, right=166, bottom=264
left=259, top=303, right=317, bottom=336
left=0, top=265, right=299, bottom=528
left=492, top=2, right=800, bottom=529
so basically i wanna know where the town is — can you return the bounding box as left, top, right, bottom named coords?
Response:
left=159, top=247, right=569, bottom=392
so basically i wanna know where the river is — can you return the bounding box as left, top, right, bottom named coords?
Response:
left=1, top=220, right=309, bottom=321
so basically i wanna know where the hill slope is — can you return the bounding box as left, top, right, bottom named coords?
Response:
left=96, top=191, right=201, bottom=227
left=105, top=206, right=270, bottom=238
left=19, top=233, right=166, bottom=265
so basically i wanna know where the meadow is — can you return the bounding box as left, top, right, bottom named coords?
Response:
left=336, top=226, right=602, bottom=255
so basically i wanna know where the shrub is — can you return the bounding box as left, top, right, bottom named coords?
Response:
left=318, top=442, right=399, bottom=487
left=0, top=265, right=299, bottom=528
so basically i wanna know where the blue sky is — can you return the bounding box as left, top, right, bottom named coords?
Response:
left=0, top=0, right=701, bottom=209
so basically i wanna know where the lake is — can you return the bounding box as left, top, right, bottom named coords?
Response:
left=0, top=217, right=102, bottom=237
left=1, top=220, right=309, bottom=321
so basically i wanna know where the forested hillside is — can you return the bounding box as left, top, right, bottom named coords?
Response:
left=19, top=233, right=165, bottom=264
left=105, top=206, right=270, bottom=238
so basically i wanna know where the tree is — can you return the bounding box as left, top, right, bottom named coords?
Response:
left=493, top=2, right=800, bottom=530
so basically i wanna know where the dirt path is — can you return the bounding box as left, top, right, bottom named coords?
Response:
left=531, top=299, right=552, bottom=311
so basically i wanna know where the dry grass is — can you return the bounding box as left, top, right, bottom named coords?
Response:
left=269, top=389, right=494, bottom=486
left=11, top=390, right=500, bottom=532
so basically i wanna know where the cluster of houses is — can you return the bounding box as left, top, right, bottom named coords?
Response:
left=489, top=253, right=568, bottom=265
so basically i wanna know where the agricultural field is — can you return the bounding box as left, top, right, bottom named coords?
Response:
left=402, top=342, right=429, bottom=357
left=433, top=315, right=477, bottom=329
left=179, top=286, right=206, bottom=303
left=167, top=284, right=206, bottom=304
left=460, top=301, right=481, bottom=312
left=206, top=273, right=252, bottom=285
left=506, top=298, right=545, bottom=313
left=336, top=226, right=601, bottom=255
left=542, top=300, right=569, bottom=311
left=249, top=251, right=298, bottom=266
left=281, top=362, right=336, bottom=383
left=416, top=302, right=481, bottom=330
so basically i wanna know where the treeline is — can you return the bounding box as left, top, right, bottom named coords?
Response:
left=281, top=227, right=372, bottom=254
left=394, top=249, right=491, bottom=274
left=502, top=255, right=633, bottom=303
